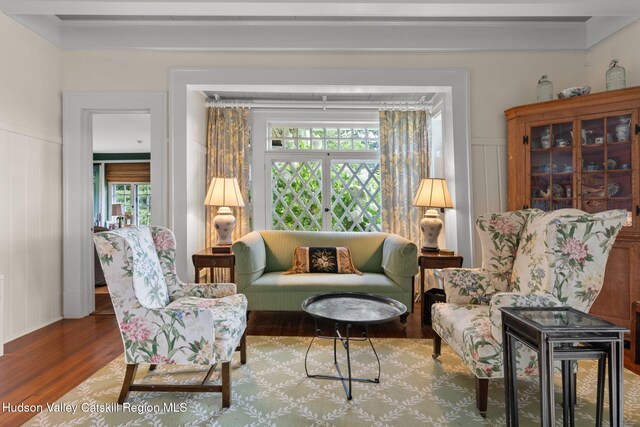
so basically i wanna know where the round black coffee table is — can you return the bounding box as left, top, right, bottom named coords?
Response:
left=301, top=292, right=407, bottom=400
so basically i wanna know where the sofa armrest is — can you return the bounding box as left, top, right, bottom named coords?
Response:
left=381, top=234, right=418, bottom=280
left=231, top=231, right=267, bottom=292
left=489, top=291, right=563, bottom=344
left=170, top=282, right=237, bottom=300
left=439, top=268, right=495, bottom=305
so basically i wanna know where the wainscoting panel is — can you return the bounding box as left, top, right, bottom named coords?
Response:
left=471, top=141, right=508, bottom=265
left=186, top=140, right=207, bottom=282
left=0, top=127, right=62, bottom=343
left=183, top=90, right=208, bottom=281
left=0, top=275, right=4, bottom=356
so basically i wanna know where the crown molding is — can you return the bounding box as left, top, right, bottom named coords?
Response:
left=57, top=20, right=589, bottom=51
left=1, top=1, right=638, bottom=51
left=2, top=1, right=640, bottom=18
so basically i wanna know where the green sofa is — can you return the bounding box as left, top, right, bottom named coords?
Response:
left=231, top=230, right=418, bottom=315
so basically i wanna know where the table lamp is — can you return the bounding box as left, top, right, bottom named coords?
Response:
left=111, top=203, right=124, bottom=228
left=412, top=178, right=453, bottom=252
left=204, top=177, right=245, bottom=250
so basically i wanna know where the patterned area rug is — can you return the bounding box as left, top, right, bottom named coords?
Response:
left=27, top=336, right=640, bottom=426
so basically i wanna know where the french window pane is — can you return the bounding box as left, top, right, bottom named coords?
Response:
left=326, top=128, right=338, bottom=138
left=330, top=161, right=381, bottom=232
left=298, top=128, right=310, bottom=138
left=272, top=161, right=322, bottom=231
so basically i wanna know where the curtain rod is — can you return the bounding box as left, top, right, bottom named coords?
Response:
left=205, top=99, right=432, bottom=111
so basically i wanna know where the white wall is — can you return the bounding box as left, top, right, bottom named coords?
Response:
left=587, top=20, right=640, bottom=92
left=63, top=50, right=588, bottom=266
left=0, top=12, right=63, bottom=342
left=185, top=89, right=208, bottom=281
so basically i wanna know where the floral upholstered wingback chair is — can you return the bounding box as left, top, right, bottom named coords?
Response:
left=94, top=226, right=247, bottom=407
left=431, top=208, right=626, bottom=416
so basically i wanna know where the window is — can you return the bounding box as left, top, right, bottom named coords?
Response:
left=268, top=124, right=381, bottom=232
left=111, top=183, right=152, bottom=226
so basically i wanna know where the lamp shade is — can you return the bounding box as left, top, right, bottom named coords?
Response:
left=413, top=178, right=453, bottom=209
left=111, top=203, right=124, bottom=216
left=204, top=177, right=245, bottom=208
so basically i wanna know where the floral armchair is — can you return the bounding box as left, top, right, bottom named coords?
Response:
left=94, top=226, right=248, bottom=407
left=431, top=208, right=626, bottom=416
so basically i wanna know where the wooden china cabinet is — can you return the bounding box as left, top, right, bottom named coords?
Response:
left=506, top=86, right=640, bottom=348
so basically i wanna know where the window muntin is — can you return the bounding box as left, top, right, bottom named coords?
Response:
left=330, top=161, right=381, bottom=232
left=271, top=160, right=323, bottom=231
left=269, top=126, right=379, bottom=151
left=268, top=123, right=381, bottom=232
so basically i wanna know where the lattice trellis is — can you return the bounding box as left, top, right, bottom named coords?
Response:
left=330, top=161, right=381, bottom=232
left=271, top=161, right=323, bottom=231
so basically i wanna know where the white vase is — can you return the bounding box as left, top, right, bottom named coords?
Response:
left=213, top=207, right=236, bottom=245
left=420, top=209, right=443, bottom=252
left=616, top=123, right=630, bottom=142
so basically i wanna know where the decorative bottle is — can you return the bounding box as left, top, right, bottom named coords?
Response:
left=606, top=60, right=626, bottom=91
left=537, top=75, right=554, bottom=101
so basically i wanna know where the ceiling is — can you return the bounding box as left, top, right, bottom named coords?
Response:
left=92, top=114, right=151, bottom=154
left=1, top=1, right=639, bottom=51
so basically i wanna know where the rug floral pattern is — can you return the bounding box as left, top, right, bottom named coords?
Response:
left=27, top=336, right=640, bottom=426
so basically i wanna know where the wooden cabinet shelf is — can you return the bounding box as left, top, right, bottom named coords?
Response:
left=506, top=86, right=640, bottom=350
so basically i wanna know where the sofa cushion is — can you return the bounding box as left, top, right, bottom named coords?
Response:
left=259, top=230, right=387, bottom=273
left=431, top=303, right=503, bottom=378
left=249, top=271, right=398, bottom=293
left=166, top=294, right=247, bottom=361
left=285, top=246, right=362, bottom=275
left=432, top=303, right=542, bottom=379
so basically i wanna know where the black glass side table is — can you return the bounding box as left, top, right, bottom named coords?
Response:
left=501, top=306, right=627, bottom=427
left=301, top=292, right=407, bottom=400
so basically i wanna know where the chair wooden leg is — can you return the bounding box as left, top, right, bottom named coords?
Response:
left=149, top=364, right=157, bottom=371
left=433, top=333, right=442, bottom=359
left=475, top=377, right=489, bottom=417
left=118, top=364, right=139, bottom=404
left=240, top=331, right=247, bottom=365
left=221, top=361, right=231, bottom=408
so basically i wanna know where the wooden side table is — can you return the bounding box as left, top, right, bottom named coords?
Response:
left=192, top=249, right=235, bottom=283
left=419, top=252, right=463, bottom=324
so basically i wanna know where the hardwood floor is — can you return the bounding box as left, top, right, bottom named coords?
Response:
left=0, top=315, right=122, bottom=427
left=0, top=304, right=638, bottom=427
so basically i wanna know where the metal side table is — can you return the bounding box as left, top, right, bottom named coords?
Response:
left=501, top=307, right=627, bottom=427
left=301, top=292, right=407, bottom=400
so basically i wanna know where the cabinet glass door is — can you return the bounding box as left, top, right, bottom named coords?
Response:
left=529, top=122, right=575, bottom=211
left=580, top=114, right=633, bottom=226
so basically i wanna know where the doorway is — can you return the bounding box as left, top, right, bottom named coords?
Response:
left=92, top=113, right=152, bottom=314
left=63, top=92, right=167, bottom=318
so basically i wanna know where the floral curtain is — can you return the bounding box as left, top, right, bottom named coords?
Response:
left=205, top=107, right=252, bottom=250
left=379, top=110, right=429, bottom=245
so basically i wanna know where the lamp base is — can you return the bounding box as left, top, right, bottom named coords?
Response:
left=214, top=207, right=236, bottom=246
left=420, top=209, right=443, bottom=253
left=421, top=247, right=440, bottom=253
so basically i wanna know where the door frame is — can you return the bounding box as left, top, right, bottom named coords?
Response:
left=62, top=92, right=167, bottom=318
